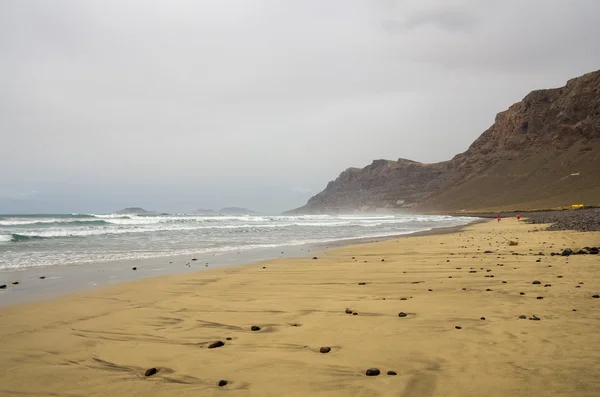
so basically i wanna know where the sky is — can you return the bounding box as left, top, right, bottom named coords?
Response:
left=1, top=0, right=600, bottom=214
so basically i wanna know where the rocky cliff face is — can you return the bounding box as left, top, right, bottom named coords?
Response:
left=287, top=70, right=600, bottom=214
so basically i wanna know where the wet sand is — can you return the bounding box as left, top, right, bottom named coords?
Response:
left=0, top=218, right=599, bottom=397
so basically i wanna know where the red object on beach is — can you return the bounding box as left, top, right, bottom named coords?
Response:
left=497, top=215, right=501, bottom=222
left=517, top=214, right=521, bottom=221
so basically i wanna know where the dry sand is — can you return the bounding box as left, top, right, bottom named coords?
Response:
left=0, top=218, right=599, bottom=397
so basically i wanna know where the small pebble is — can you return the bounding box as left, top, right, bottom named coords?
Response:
left=319, top=347, right=331, bottom=354
left=208, top=341, right=225, bottom=349
left=536, top=296, right=544, bottom=300
left=352, top=312, right=358, bottom=315
left=358, top=282, right=366, bottom=285
left=519, top=315, right=527, bottom=319
left=39, top=276, right=45, bottom=279
left=520, top=292, right=525, bottom=295
left=345, top=308, right=353, bottom=314
left=132, top=267, right=137, bottom=271
left=226, top=337, right=233, bottom=340
left=144, top=367, right=157, bottom=377
left=480, top=317, right=486, bottom=320
left=251, top=326, right=261, bottom=331
left=455, top=326, right=462, bottom=330
left=593, top=295, right=600, bottom=299
left=398, top=312, right=407, bottom=317
left=387, top=371, right=397, bottom=376
left=365, top=368, right=380, bottom=376
left=532, top=280, right=541, bottom=285
left=312, top=257, right=318, bottom=260
left=11, top=281, right=19, bottom=285
left=218, top=380, right=228, bottom=387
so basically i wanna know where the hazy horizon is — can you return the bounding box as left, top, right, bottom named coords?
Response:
left=2, top=0, right=600, bottom=214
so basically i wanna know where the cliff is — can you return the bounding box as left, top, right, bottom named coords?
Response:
left=287, top=70, right=600, bottom=214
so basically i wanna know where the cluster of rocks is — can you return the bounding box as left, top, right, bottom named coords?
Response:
left=524, top=208, right=600, bottom=232
left=550, top=247, right=599, bottom=256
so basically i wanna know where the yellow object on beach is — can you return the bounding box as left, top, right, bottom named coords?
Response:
left=571, top=204, right=584, bottom=209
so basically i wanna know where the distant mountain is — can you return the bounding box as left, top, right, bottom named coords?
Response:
left=114, top=207, right=154, bottom=215
left=218, top=207, right=258, bottom=215
left=286, top=69, right=600, bottom=214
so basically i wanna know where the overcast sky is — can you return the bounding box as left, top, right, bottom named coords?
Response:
left=1, top=0, right=599, bottom=214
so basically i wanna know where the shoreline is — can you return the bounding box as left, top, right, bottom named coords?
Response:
left=0, top=218, right=599, bottom=396
left=0, top=219, right=481, bottom=307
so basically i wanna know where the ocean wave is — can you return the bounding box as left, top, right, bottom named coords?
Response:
left=9, top=233, right=47, bottom=242
left=0, top=219, right=110, bottom=227
left=70, top=213, right=96, bottom=218
left=0, top=234, right=11, bottom=243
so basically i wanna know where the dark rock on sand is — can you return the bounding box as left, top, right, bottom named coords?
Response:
left=530, top=315, right=541, bottom=321
left=536, top=296, right=544, bottom=300
left=462, top=288, right=467, bottom=291
left=312, top=257, right=318, bottom=260
left=208, top=341, right=225, bottom=349
left=469, top=270, right=477, bottom=273
left=480, top=317, right=486, bottom=320
left=536, top=259, right=541, bottom=262
left=502, top=281, right=507, bottom=284
left=251, top=326, right=261, bottom=331
left=381, top=259, right=385, bottom=262
left=226, top=337, right=233, bottom=340
left=428, top=289, right=433, bottom=291
left=398, top=312, right=408, bottom=317
left=532, top=280, right=541, bottom=285
left=484, top=250, right=493, bottom=254
left=0, top=285, right=6, bottom=289
left=387, top=371, right=397, bottom=376
left=11, top=281, right=19, bottom=285
left=519, top=315, right=527, bottom=319
left=358, top=282, right=366, bottom=285
left=39, top=276, right=45, bottom=279
left=455, top=326, right=462, bottom=329
left=544, top=284, right=551, bottom=287
left=132, top=267, right=137, bottom=271
left=352, top=312, right=358, bottom=315
left=400, top=297, right=408, bottom=300
left=561, top=248, right=573, bottom=256
left=592, top=295, right=600, bottom=299
left=557, top=275, right=563, bottom=278
left=144, top=367, right=158, bottom=377
left=218, top=380, right=228, bottom=387
left=320, top=347, right=331, bottom=354
left=589, top=247, right=599, bottom=254
left=520, top=292, right=525, bottom=295
left=191, top=258, right=197, bottom=261
left=345, top=308, right=353, bottom=314
left=486, top=288, right=492, bottom=291
left=365, top=368, right=380, bottom=376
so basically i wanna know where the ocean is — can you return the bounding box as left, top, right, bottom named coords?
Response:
left=0, top=213, right=476, bottom=271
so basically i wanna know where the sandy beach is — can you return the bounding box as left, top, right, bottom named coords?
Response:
left=0, top=218, right=599, bottom=397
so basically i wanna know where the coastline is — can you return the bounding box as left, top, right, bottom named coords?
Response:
left=0, top=218, right=481, bottom=307
left=1, top=218, right=598, bottom=397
